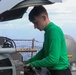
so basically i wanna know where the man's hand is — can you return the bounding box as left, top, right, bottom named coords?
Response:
left=24, top=63, right=33, bottom=70
left=24, top=64, right=36, bottom=75
left=25, top=64, right=30, bottom=68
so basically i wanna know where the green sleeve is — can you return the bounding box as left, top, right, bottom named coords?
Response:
left=30, top=30, right=61, bottom=67
left=26, top=48, right=44, bottom=64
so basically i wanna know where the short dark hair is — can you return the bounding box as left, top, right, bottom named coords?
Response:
left=29, top=5, right=48, bottom=22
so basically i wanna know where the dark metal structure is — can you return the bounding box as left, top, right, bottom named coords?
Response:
left=0, top=37, right=24, bottom=75
left=0, top=0, right=62, bottom=22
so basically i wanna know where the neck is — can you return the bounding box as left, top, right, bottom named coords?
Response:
left=45, top=19, right=50, bottom=27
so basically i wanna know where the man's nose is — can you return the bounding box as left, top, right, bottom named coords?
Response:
left=34, top=24, right=37, bottom=28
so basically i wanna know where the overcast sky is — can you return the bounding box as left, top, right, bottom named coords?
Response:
left=0, top=0, right=76, bottom=42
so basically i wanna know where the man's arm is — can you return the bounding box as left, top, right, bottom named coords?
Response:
left=25, top=48, right=44, bottom=64
left=29, top=30, right=61, bottom=67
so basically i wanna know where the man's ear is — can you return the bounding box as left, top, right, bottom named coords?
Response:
left=41, top=14, right=47, bottom=21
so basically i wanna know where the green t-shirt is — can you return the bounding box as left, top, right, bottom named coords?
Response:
left=26, top=22, right=70, bottom=70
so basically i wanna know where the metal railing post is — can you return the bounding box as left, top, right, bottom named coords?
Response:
left=31, top=38, right=35, bottom=57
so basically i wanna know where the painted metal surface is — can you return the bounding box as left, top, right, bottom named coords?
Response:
left=0, top=0, right=62, bottom=21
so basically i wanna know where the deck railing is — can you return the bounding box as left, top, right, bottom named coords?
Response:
left=13, top=38, right=43, bottom=57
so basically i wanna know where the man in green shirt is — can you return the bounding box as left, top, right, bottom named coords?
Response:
left=25, top=6, right=72, bottom=75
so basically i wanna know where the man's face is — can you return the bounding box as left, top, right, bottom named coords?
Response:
left=32, top=15, right=45, bottom=31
